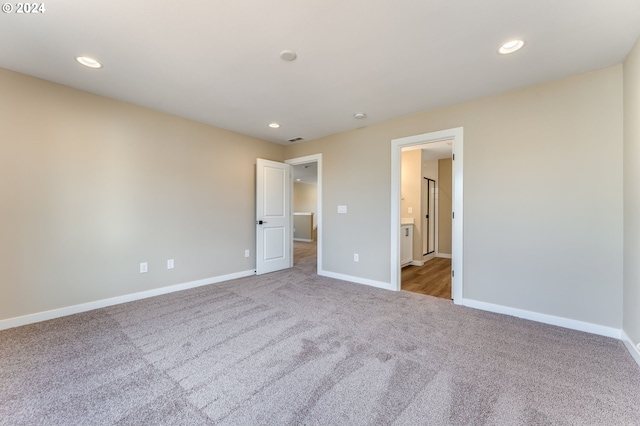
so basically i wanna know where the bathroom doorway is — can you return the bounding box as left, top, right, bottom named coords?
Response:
left=391, top=127, right=463, bottom=303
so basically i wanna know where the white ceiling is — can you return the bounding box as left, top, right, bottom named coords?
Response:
left=292, top=163, right=318, bottom=185
left=403, top=140, right=453, bottom=162
left=1, top=1, right=639, bottom=145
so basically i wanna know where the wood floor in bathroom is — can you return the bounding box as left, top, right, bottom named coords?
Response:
left=401, top=257, right=452, bottom=299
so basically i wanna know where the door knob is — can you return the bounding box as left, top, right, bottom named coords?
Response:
left=256, top=220, right=268, bottom=225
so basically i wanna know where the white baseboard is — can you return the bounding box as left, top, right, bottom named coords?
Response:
left=293, top=238, right=313, bottom=242
left=622, top=330, right=640, bottom=367
left=437, top=253, right=452, bottom=259
left=462, top=298, right=622, bottom=339
left=410, top=260, right=424, bottom=266
left=318, top=269, right=394, bottom=291
left=422, top=253, right=436, bottom=262
left=0, top=269, right=256, bottom=331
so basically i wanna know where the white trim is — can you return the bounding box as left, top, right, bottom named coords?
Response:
left=0, top=270, right=255, bottom=331
left=622, top=330, right=640, bottom=367
left=286, top=154, right=322, bottom=274
left=423, top=253, right=436, bottom=262
left=318, top=270, right=394, bottom=291
left=391, top=127, right=463, bottom=304
left=437, top=253, right=452, bottom=259
left=293, top=238, right=313, bottom=242
left=463, top=298, right=622, bottom=339
left=410, top=260, right=424, bottom=266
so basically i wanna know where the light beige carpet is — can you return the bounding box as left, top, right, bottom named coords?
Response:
left=1, top=254, right=639, bottom=425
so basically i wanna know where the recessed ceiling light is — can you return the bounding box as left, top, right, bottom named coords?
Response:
left=280, top=50, right=297, bottom=61
left=354, top=112, right=366, bottom=119
left=75, top=56, right=102, bottom=69
left=498, top=40, right=525, bottom=55
left=296, top=179, right=301, bottom=182
left=268, top=123, right=280, bottom=128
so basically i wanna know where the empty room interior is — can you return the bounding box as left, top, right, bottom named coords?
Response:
left=2, top=1, right=640, bottom=424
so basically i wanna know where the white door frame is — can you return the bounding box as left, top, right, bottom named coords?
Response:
left=391, top=127, right=463, bottom=303
left=285, top=154, right=323, bottom=274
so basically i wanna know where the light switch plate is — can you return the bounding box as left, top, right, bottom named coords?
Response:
left=167, top=259, right=174, bottom=269
left=337, top=205, right=347, bottom=214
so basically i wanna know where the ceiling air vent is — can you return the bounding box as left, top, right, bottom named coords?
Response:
left=288, top=137, right=304, bottom=143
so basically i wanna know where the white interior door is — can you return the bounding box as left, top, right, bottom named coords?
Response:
left=256, top=158, right=292, bottom=275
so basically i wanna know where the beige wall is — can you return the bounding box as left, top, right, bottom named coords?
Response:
left=285, top=65, right=623, bottom=328
left=624, top=37, right=640, bottom=348
left=0, top=68, right=284, bottom=321
left=0, top=58, right=629, bottom=333
left=401, top=150, right=422, bottom=260
left=293, top=182, right=318, bottom=228
left=293, top=214, right=314, bottom=240
left=437, top=158, right=452, bottom=255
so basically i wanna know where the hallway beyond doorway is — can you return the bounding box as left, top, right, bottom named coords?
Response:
left=294, top=241, right=317, bottom=272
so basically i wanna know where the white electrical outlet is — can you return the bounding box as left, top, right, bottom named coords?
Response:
left=353, top=253, right=359, bottom=262
left=167, top=259, right=174, bottom=269
left=408, top=207, right=413, bottom=213
left=337, top=205, right=347, bottom=214
left=244, top=249, right=250, bottom=258
left=140, top=262, right=148, bottom=273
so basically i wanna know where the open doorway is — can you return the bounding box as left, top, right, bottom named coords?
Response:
left=286, top=154, right=323, bottom=274
left=400, top=142, right=453, bottom=299
left=391, top=128, right=463, bottom=304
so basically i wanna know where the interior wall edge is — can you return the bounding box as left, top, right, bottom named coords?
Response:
left=622, top=34, right=640, bottom=366
left=622, top=330, right=640, bottom=367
